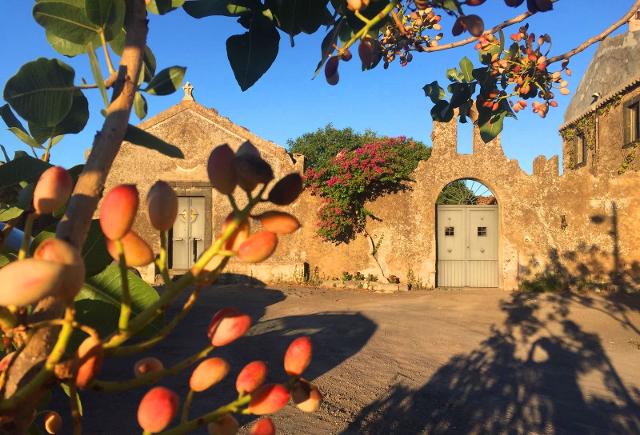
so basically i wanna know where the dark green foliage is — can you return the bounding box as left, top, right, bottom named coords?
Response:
left=287, top=124, right=384, bottom=170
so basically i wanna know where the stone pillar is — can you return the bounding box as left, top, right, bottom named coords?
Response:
left=532, top=155, right=547, bottom=176
left=532, top=155, right=559, bottom=177
left=472, top=125, right=505, bottom=157
left=431, top=119, right=457, bottom=158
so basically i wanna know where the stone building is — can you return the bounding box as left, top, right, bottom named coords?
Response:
left=108, top=15, right=640, bottom=291
left=561, top=12, right=640, bottom=175
left=107, top=85, right=306, bottom=283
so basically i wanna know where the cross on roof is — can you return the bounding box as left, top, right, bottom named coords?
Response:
left=182, top=82, right=194, bottom=101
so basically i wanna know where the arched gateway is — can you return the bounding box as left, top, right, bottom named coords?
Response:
left=436, top=179, right=498, bottom=287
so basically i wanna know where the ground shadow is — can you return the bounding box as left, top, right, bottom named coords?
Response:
left=69, top=282, right=376, bottom=434
left=345, top=202, right=640, bottom=434
left=345, top=289, right=640, bottom=434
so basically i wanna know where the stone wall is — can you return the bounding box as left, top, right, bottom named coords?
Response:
left=299, top=119, right=640, bottom=291
left=562, top=86, right=640, bottom=177
left=107, top=101, right=640, bottom=291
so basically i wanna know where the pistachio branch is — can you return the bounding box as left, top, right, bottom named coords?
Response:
left=158, top=230, right=171, bottom=285
left=17, top=213, right=35, bottom=261
left=106, top=286, right=202, bottom=357
left=68, top=382, right=82, bottom=435
left=422, top=4, right=544, bottom=53
left=116, top=239, right=132, bottom=332
left=103, top=188, right=262, bottom=349
left=0, top=307, right=75, bottom=412
left=547, top=0, right=640, bottom=64
left=1, top=1, right=149, bottom=431
left=159, top=395, right=252, bottom=435
left=90, top=345, right=214, bottom=392
left=339, top=0, right=399, bottom=55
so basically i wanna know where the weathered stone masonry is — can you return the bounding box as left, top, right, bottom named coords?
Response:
left=106, top=95, right=640, bottom=290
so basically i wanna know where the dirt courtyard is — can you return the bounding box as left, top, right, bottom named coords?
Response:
left=79, top=285, right=640, bottom=434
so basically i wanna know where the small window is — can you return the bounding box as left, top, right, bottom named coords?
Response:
left=445, top=227, right=455, bottom=236
left=625, top=101, right=640, bottom=146
left=477, top=226, right=487, bottom=237
left=574, top=134, right=586, bottom=167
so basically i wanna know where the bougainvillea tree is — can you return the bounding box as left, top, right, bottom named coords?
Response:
left=0, top=0, right=639, bottom=433
left=305, top=137, right=429, bottom=242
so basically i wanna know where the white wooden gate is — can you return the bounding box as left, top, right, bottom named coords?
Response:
left=437, top=205, right=498, bottom=287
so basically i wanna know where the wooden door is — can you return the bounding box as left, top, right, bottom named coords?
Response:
left=437, top=205, right=498, bottom=287
left=171, top=196, right=206, bottom=270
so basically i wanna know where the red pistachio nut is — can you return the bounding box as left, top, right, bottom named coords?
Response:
left=325, top=56, right=339, bottom=86
left=236, top=360, right=268, bottom=394
left=106, top=231, right=154, bottom=267
left=0, top=259, right=66, bottom=307
left=99, top=184, right=139, bottom=241
left=190, top=357, right=230, bottom=392
left=33, top=166, right=73, bottom=215
left=133, top=357, right=164, bottom=378
left=268, top=173, right=303, bottom=205
left=233, top=142, right=273, bottom=192
left=248, top=384, right=290, bottom=415
left=44, top=411, right=63, bottom=434
left=207, top=413, right=240, bottom=435
left=207, top=308, right=252, bottom=347
left=461, top=14, right=484, bottom=37
left=291, top=379, right=322, bottom=413
left=75, top=336, right=103, bottom=389
left=146, top=181, right=178, bottom=231
left=255, top=211, right=300, bottom=235
left=207, top=144, right=237, bottom=195
left=33, top=238, right=85, bottom=301
left=284, top=336, right=312, bottom=376
left=137, top=386, right=180, bottom=433
left=237, top=231, right=278, bottom=263
left=249, top=417, right=276, bottom=435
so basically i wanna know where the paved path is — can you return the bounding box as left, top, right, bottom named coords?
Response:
left=78, top=286, right=640, bottom=434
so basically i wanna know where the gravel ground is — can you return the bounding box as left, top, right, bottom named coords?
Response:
left=72, top=285, right=640, bottom=435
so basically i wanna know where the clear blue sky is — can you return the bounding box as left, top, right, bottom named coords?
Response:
left=0, top=1, right=633, bottom=172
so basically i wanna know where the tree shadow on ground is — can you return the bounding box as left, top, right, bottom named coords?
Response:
left=344, top=290, right=640, bottom=434
left=76, top=283, right=377, bottom=434
left=345, top=203, right=640, bottom=434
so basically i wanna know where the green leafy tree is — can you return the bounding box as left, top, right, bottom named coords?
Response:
left=287, top=124, right=380, bottom=170
left=288, top=124, right=431, bottom=170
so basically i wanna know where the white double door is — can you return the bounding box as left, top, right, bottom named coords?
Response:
left=437, top=205, right=498, bottom=287
left=171, top=196, right=205, bottom=270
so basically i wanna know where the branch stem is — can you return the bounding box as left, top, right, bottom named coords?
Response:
left=0, top=307, right=75, bottom=412
left=160, top=395, right=252, bottom=435
left=18, top=213, right=35, bottom=261
left=158, top=230, right=171, bottom=285
left=116, top=239, right=132, bottom=332
left=106, top=286, right=201, bottom=357
left=42, top=137, right=54, bottom=163
left=90, top=345, right=214, bottom=392
left=68, top=382, right=82, bottom=435
left=180, top=389, right=194, bottom=423
left=340, top=1, right=399, bottom=54
left=548, top=0, right=640, bottom=64
left=100, top=30, right=116, bottom=75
